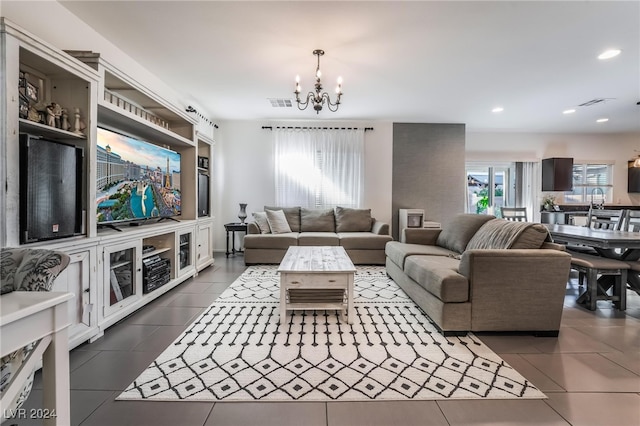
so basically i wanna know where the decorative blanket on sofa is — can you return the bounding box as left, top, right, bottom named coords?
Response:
left=465, top=219, right=550, bottom=250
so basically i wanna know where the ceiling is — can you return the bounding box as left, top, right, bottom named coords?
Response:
left=60, top=1, right=640, bottom=133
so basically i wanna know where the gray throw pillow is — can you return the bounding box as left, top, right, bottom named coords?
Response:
left=301, top=208, right=336, bottom=232
left=335, top=207, right=372, bottom=232
left=264, top=206, right=301, bottom=232
left=436, top=214, right=496, bottom=253
left=252, top=212, right=271, bottom=234
left=265, top=209, right=292, bottom=234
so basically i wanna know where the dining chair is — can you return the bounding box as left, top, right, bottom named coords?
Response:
left=621, top=209, right=640, bottom=232
left=586, top=208, right=625, bottom=230
left=501, top=207, right=528, bottom=222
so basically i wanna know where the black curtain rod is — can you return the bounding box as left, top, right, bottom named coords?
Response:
left=262, top=126, right=373, bottom=131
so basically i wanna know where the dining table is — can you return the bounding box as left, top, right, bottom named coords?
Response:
left=545, top=224, right=640, bottom=297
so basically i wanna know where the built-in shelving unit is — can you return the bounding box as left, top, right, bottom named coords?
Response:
left=1, top=19, right=216, bottom=348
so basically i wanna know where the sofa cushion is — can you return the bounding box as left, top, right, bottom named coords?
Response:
left=338, top=232, right=392, bottom=250
left=385, top=241, right=458, bottom=269
left=264, top=206, right=301, bottom=232
left=335, top=207, right=372, bottom=232
left=436, top=214, right=496, bottom=254
left=244, top=233, right=298, bottom=249
left=466, top=219, right=549, bottom=250
left=404, top=256, right=469, bottom=303
left=265, top=209, right=292, bottom=234
left=252, top=212, right=271, bottom=234
left=298, top=232, right=339, bottom=246
left=301, top=208, right=336, bottom=232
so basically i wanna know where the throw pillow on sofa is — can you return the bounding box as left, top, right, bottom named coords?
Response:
left=252, top=212, right=271, bottom=234
left=265, top=209, right=292, bottom=234
left=264, top=206, right=301, bottom=232
left=436, top=214, right=495, bottom=253
left=466, top=218, right=550, bottom=250
left=301, top=208, right=335, bottom=232
left=335, top=207, right=372, bottom=232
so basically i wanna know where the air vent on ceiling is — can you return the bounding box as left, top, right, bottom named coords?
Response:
left=268, top=98, right=293, bottom=108
left=578, top=98, right=615, bottom=107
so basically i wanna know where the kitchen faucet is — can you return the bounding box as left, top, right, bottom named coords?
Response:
left=590, top=187, right=605, bottom=208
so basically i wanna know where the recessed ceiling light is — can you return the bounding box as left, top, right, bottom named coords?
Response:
left=598, top=49, right=621, bottom=60
left=563, top=109, right=576, bottom=114
left=596, top=118, right=609, bottom=123
left=492, top=107, right=504, bottom=113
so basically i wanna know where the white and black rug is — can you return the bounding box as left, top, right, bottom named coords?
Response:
left=118, top=266, right=545, bottom=401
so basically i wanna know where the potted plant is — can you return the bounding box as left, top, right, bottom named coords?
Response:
left=542, top=195, right=557, bottom=212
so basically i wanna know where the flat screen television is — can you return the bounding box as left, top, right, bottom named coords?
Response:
left=96, top=127, right=181, bottom=224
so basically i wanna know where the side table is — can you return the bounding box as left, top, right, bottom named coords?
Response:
left=1, top=291, right=73, bottom=426
left=224, top=222, right=248, bottom=257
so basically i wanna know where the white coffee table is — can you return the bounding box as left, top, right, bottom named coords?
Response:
left=277, top=246, right=356, bottom=324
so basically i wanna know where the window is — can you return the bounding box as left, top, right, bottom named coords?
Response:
left=466, top=162, right=515, bottom=215
left=564, top=163, right=613, bottom=204
left=274, top=128, right=364, bottom=208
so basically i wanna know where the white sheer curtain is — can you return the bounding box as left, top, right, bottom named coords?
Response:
left=274, top=128, right=364, bottom=208
left=521, top=161, right=541, bottom=222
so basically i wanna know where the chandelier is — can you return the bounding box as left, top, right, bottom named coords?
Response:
left=294, top=49, right=343, bottom=113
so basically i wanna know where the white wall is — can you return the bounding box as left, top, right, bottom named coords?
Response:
left=466, top=131, right=640, bottom=206
left=213, top=120, right=393, bottom=251
left=2, top=1, right=204, bottom=113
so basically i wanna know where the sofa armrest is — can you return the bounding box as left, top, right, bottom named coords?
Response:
left=371, top=219, right=389, bottom=235
left=401, top=228, right=442, bottom=245
left=247, top=222, right=261, bottom=234
left=458, top=249, right=571, bottom=331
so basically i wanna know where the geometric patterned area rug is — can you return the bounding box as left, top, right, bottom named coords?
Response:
left=118, top=266, right=545, bottom=401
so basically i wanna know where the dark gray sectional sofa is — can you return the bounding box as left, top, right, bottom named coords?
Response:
left=385, top=214, right=572, bottom=336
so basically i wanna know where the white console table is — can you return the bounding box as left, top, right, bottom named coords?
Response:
left=1, top=291, right=73, bottom=426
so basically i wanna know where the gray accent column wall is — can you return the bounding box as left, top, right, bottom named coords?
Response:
left=392, top=123, right=466, bottom=240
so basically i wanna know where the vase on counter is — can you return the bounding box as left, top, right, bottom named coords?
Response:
left=238, top=203, right=247, bottom=224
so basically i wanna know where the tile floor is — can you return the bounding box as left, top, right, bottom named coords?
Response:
left=13, top=254, right=640, bottom=426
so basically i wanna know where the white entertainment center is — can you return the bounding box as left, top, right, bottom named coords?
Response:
left=0, top=18, right=216, bottom=348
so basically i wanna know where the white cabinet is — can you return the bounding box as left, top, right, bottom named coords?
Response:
left=1, top=18, right=216, bottom=344
left=197, top=221, right=214, bottom=271
left=51, top=247, right=98, bottom=348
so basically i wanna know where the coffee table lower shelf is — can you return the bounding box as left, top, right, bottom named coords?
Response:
left=279, top=273, right=354, bottom=324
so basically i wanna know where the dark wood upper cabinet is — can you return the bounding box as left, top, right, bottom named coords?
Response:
left=542, top=157, right=573, bottom=191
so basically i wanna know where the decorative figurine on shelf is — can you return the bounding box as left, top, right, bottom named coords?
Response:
left=72, top=107, right=85, bottom=136
left=27, top=106, right=41, bottom=123
left=46, top=104, right=56, bottom=127
left=52, top=103, right=62, bottom=128
left=61, top=109, right=70, bottom=131
left=238, top=203, right=248, bottom=224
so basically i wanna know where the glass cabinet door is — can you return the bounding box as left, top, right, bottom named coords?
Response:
left=103, top=242, right=141, bottom=317
left=109, top=248, right=135, bottom=304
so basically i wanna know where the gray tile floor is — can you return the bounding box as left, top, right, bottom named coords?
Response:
left=14, top=254, right=640, bottom=426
